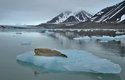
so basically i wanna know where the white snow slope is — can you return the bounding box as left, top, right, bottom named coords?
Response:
left=48, top=10, right=92, bottom=24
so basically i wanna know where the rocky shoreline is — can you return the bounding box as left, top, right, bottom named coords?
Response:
left=36, top=22, right=125, bottom=29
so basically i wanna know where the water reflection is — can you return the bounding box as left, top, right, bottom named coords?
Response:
left=44, top=30, right=125, bottom=57
left=48, top=29, right=125, bottom=38
left=100, top=41, right=125, bottom=57
left=0, top=30, right=124, bottom=80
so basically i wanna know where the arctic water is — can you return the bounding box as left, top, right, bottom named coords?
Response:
left=0, top=29, right=125, bottom=80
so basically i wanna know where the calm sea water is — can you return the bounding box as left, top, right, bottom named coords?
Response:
left=0, top=29, right=125, bottom=80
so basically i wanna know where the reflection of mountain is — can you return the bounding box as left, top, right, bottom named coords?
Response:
left=17, top=61, right=121, bottom=80
left=44, top=30, right=125, bottom=57
left=46, top=29, right=125, bottom=38
left=101, top=41, right=125, bottom=57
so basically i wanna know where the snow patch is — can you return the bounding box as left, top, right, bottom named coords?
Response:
left=97, top=11, right=104, bottom=15
left=119, top=15, right=125, bottom=22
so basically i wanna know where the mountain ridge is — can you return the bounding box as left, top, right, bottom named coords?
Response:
left=91, top=0, right=125, bottom=23
left=47, top=10, right=92, bottom=24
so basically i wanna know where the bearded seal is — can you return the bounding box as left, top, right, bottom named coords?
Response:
left=34, top=48, right=67, bottom=58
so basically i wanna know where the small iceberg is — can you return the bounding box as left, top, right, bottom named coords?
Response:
left=16, top=49, right=121, bottom=74
left=44, top=30, right=55, bottom=35
left=92, top=36, right=115, bottom=42
left=73, top=36, right=91, bottom=42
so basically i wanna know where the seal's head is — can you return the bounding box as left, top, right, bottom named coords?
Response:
left=34, top=48, right=40, bottom=56
left=59, top=53, right=68, bottom=58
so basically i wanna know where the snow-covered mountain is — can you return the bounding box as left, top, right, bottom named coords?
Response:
left=47, top=10, right=92, bottom=24
left=91, top=0, right=125, bottom=23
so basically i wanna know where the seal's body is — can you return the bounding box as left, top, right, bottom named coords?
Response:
left=34, top=48, right=67, bottom=58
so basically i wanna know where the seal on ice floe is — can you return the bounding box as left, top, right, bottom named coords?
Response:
left=34, top=48, right=67, bottom=58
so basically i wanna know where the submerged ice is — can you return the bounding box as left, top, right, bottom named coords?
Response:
left=16, top=49, right=121, bottom=74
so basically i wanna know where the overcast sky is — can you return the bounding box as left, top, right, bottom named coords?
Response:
left=0, top=0, right=123, bottom=25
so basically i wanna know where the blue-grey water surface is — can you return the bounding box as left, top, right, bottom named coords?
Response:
left=0, top=29, right=125, bottom=80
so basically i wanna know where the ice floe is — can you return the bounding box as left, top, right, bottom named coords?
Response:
left=73, top=36, right=91, bottom=42
left=16, top=49, right=121, bottom=74
left=45, top=30, right=55, bottom=35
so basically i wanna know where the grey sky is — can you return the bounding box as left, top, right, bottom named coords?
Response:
left=0, top=0, right=123, bottom=25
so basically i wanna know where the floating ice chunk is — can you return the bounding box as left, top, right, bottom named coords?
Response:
left=73, top=36, right=122, bottom=42
left=45, top=30, right=54, bottom=35
left=73, top=36, right=91, bottom=42
left=92, top=36, right=115, bottom=42
left=16, top=49, right=121, bottom=74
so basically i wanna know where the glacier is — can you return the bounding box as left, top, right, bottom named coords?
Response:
left=16, top=49, right=121, bottom=74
